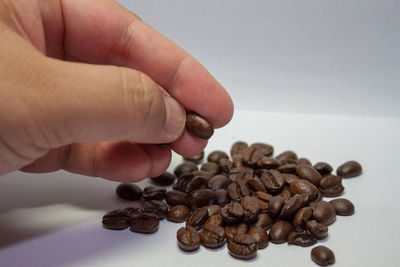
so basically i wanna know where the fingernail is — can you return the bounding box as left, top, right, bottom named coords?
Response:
left=163, top=95, right=185, bottom=139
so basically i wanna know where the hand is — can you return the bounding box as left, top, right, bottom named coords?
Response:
left=0, top=0, right=233, bottom=181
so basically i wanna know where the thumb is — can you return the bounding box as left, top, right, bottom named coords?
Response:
left=38, top=58, right=186, bottom=146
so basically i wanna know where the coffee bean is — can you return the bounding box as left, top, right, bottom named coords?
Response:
left=329, top=198, right=355, bottom=216
left=189, top=189, right=216, bottom=210
left=199, top=223, right=226, bottom=248
left=123, top=207, right=143, bottom=215
left=143, top=200, right=168, bottom=220
left=166, top=190, right=188, bottom=206
left=253, top=191, right=271, bottom=211
left=142, top=186, right=166, bottom=201
left=151, top=172, right=176, bottom=186
left=268, top=196, right=285, bottom=218
left=311, top=246, right=335, bottom=266
left=186, top=207, right=209, bottom=230
left=250, top=143, right=274, bottom=157
left=256, top=157, right=282, bottom=169
left=296, top=165, right=322, bottom=186
left=312, top=201, right=336, bottom=225
left=221, top=203, right=244, bottom=224
left=200, top=162, right=220, bottom=175
left=129, top=212, right=159, bottom=234
left=207, top=150, right=229, bottom=164
left=177, top=226, right=200, bottom=252
left=242, top=146, right=263, bottom=167
left=225, top=223, right=248, bottom=241
left=232, top=154, right=244, bottom=168
left=230, top=141, right=248, bottom=157
left=337, top=160, right=362, bottom=178
left=191, top=170, right=213, bottom=180
left=183, top=151, right=205, bottom=165
left=282, top=173, right=300, bottom=184
left=209, top=175, right=231, bottom=190
left=313, top=162, right=333, bottom=175
left=167, top=205, right=191, bottom=223
left=279, top=194, right=303, bottom=219
left=116, top=183, right=142, bottom=201
left=227, top=180, right=250, bottom=202
left=297, top=157, right=312, bottom=166
left=102, top=209, right=130, bottom=230
left=260, top=169, right=285, bottom=193
left=204, top=214, right=223, bottom=226
left=248, top=226, right=269, bottom=249
left=205, top=205, right=221, bottom=216
left=306, top=220, right=329, bottom=239
left=279, top=187, right=292, bottom=200
left=247, top=178, right=266, bottom=192
left=287, top=232, right=317, bottom=247
left=277, top=163, right=297, bottom=173
left=293, top=207, right=313, bottom=231
left=269, top=220, right=294, bottom=244
left=215, top=189, right=230, bottom=205
left=319, top=174, right=344, bottom=197
left=275, top=150, right=298, bottom=164
left=185, top=112, right=214, bottom=139
left=289, top=179, right=321, bottom=203
left=183, top=176, right=209, bottom=193
left=174, top=162, right=198, bottom=177
left=252, top=213, right=274, bottom=229
left=241, top=196, right=260, bottom=224
left=228, top=233, right=257, bottom=259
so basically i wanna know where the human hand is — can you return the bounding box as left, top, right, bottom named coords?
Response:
left=0, top=0, right=233, bottom=181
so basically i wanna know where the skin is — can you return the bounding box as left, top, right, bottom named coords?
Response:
left=0, top=0, right=233, bottom=182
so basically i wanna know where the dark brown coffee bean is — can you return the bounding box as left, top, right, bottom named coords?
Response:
left=185, top=112, right=214, bottom=140
left=297, top=157, right=312, bottom=166
left=250, top=143, right=274, bottom=157
left=260, top=169, right=285, bottom=193
left=296, top=165, right=322, bottom=186
left=230, top=141, right=249, bottom=157
left=102, top=209, right=130, bottom=230
left=183, top=176, right=209, bottom=193
left=174, top=172, right=195, bottom=191
left=143, top=200, right=168, bottom=220
left=293, top=207, right=313, bottom=231
left=277, top=163, right=297, bottom=173
left=313, top=201, right=336, bottom=225
left=229, top=166, right=254, bottom=182
left=247, top=178, right=266, bottom=192
left=191, top=170, right=213, bottom=180
left=254, top=191, right=273, bottom=202
left=129, top=212, right=159, bottom=234
left=275, top=150, right=298, bottom=164
left=165, top=190, right=188, bottom=206
left=209, top=175, right=231, bottom=190
left=186, top=207, right=209, bottom=230
left=228, top=234, right=257, bottom=260
left=142, top=186, right=167, bottom=201
left=200, top=162, right=220, bottom=175
left=252, top=213, right=274, bottom=229
left=204, top=214, right=223, bottom=226
left=329, top=198, right=355, bottom=216
left=279, top=187, right=292, bottom=200
left=151, top=172, right=176, bottom=186
left=282, top=173, right=300, bottom=184
left=256, top=157, right=282, bottom=169
left=199, top=223, right=226, bottom=248
left=174, top=161, right=198, bottom=177
left=167, top=205, right=191, bottom=223
left=289, top=179, right=321, bottom=203
left=123, top=207, right=143, bottom=215
left=177, top=226, right=200, bottom=252
left=227, top=180, right=250, bottom=202
left=319, top=174, right=344, bottom=197
left=225, top=223, right=248, bottom=241
left=215, top=189, right=230, bottom=205
left=287, top=232, right=317, bottom=247
left=183, top=151, right=204, bottom=164
left=216, top=158, right=231, bottom=174
left=221, top=202, right=244, bottom=224
left=248, top=226, right=269, bottom=249
left=311, top=246, right=335, bottom=266
left=241, top=196, right=260, bottom=223
left=337, top=160, right=362, bottom=178
left=306, top=220, right=329, bottom=239
left=205, top=205, right=221, bottom=216
left=269, top=220, right=294, bottom=244
left=313, top=162, right=333, bottom=175
left=189, top=189, right=216, bottom=210
left=279, top=194, right=303, bottom=219
left=116, top=183, right=142, bottom=201
left=232, top=154, right=244, bottom=168
left=242, top=146, right=263, bottom=167
left=268, top=196, right=285, bottom=218
left=207, top=150, right=229, bottom=164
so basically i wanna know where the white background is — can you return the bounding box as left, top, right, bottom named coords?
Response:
left=1, top=1, right=399, bottom=266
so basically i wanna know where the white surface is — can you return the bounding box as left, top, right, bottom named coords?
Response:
left=0, top=111, right=399, bottom=266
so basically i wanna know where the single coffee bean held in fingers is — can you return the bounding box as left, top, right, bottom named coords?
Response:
left=311, top=246, right=335, bottom=266
left=177, top=226, right=201, bottom=252
left=186, top=112, right=214, bottom=139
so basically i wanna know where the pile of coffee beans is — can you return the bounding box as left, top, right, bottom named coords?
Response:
left=102, top=141, right=362, bottom=266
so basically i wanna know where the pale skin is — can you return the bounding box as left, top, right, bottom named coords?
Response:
left=0, top=0, right=233, bottom=182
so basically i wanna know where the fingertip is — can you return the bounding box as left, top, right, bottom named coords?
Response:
left=171, top=130, right=208, bottom=158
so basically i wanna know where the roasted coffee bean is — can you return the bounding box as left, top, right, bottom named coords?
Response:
left=242, top=146, right=263, bottom=167
left=229, top=166, right=254, bottom=182
left=166, top=190, right=188, bottom=206
left=199, top=223, right=226, bottom=248
left=142, top=186, right=167, bottom=201
left=289, top=179, right=321, bottom=202
left=313, top=162, right=333, bottom=175
left=287, top=232, right=317, bottom=247
left=247, top=178, right=266, bottom=192
left=102, top=209, right=130, bottom=230
left=209, top=175, right=231, bottom=190
left=218, top=158, right=233, bottom=173
left=221, top=203, right=244, bottom=224
left=329, top=198, right=355, bottom=216
left=248, top=226, right=269, bottom=249
left=123, top=207, right=143, bottom=215
left=269, top=220, right=294, bottom=244
left=241, top=196, right=260, bottom=223
left=174, top=172, right=195, bottom=191
left=252, top=213, right=274, bottom=229
left=177, top=226, right=201, bottom=252
left=275, top=150, right=298, bottom=164
left=200, top=162, right=220, bottom=175
left=129, top=212, right=159, bottom=234
left=215, top=189, right=230, bottom=205
left=183, top=151, right=205, bottom=165
left=174, top=162, right=198, bottom=177
left=183, top=176, right=209, bottom=193
left=189, top=189, right=216, bottom=210
left=279, top=194, right=303, bottom=219
left=232, top=154, right=244, bottom=168
left=207, top=150, right=229, bottom=164
left=337, top=160, right=362, bottom=178
left=151, top=172, right=176, bottom=186
left=250, top=143, right=274, bottom=157
left=230, top=141, right=249, bottom=157
left=312, top=201, right=336, bottom=225
left=311, top=246, right=335, bottom=266
left=143, top=200, right=168, bottom=220
left=279, top=188, right=292, bottom=200
left=260, top=169, right=285, bottom=193
left=116, top=183, right=142, bottom=201
left=277, top=163, right=297, bottom=173
left=319, top=174, right=344, bottom=197
left=254, top=191, right=273, bottom=202
left=256, top=157, right=282, bottom=169
left=186, top=207, right=209, bottom=230
left=293, top=207, right=313, bottom=231
left=225, top=223, right=248, bottom=241
left=306, top=220, right=329, bottom=239
left=205, top=205, right=221, bottom=216
left=296, top=165, right=322, bottom=186
left=228, top=234, right=257, bottom=260
left=268, top=196, right=285, bottom=218
left=204, top=214, right=223, bottom=226
left=297, top=157, right=312, bottom=166
left=167, top=205, right=191, bottom=223
left=282, top=173, right=300, bottom=184
left=227, top=180, right=250, bottom=202
left=192, top=170, right=213, bottom=180
left=185, top=112, right=214, bottom=139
